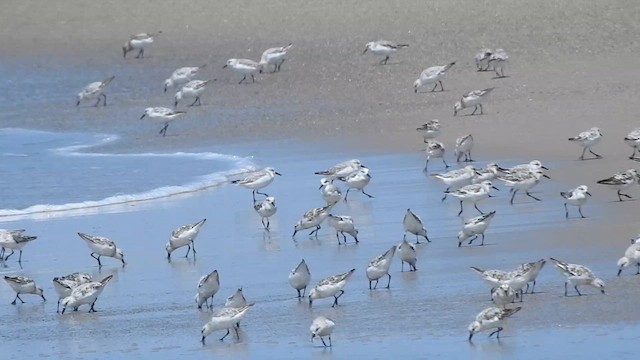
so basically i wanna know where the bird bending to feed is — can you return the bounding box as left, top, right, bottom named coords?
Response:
left=201, top=304, right=254, bottom=343
left=416, top=119, right=441, bottom=141
left=423, top=140, right=449, bottom=171
left=488, top=49, right=509, bottom=78
left=60, top=275, right=113, bottom=314
left=164, top=65, right=205, bottom=92
left=596, top=169, right=639, bottom=201
left=550, top=257, right=605, bottom=296
left=166, top=218, right=206, bottom=259
left=52, top=272, right=92, bottom=313
left=458, top=211, right=496, bottom=247
left=468, top=306, right=522, bottom=341
left=76, top=76, right=115, bottom=107
left=568, top=127, right=603, bottom=160
left=455, top=134, right=474, bottom=162
left=362, top=40, right=409, bottom=65
left=398, top=239, right=417, bottom=271
left=338, top=168, right=374, bottom=200
left=308, top=269, right=355, bottom=308
left=259, top=43, right=293, bottom=73
left=231, top=167, right=282, bottom=201
left=454, top=88, right=495, bottom=116
left=403, top=208, right=430, bottom=243
left=474, top=48, right=493, bottom=71
left=223, top=58, right=260, bottom=84
left=366, top=246, right=396, bottom=289
left=292, top=205, right=332, bottom=238
left=123, top=31, right=160, bottom=58
left=289, top=259, right=311, bottom=298
left=561, top=185, right=591, bottom=218
left=254, top=197, right=277, bottom=229
left=0, top=229, right=37, bottom=263
left=174, top=79, right=214, bottom=108
left=195, top=270, right=220, bottom=310
left=4, top=275, right=45, bottom=305
left=327, top=214, right=359, bottom=244
left=617, top=241, right=640, bottom=276
left=319, top=178, right=342, bottom=205
left=413, top=62, right=455, bottom=92
left=310, top=316, right=335, bottom=347
left=140, top=107, right=186, bottom=136
left=77, top=232, right=125, bottom=267
left=491, top=284, right=516, bottom=308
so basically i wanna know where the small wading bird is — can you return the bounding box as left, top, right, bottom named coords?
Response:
left=4, top=275, right=46, bottom=305
left=166, top=218, right=207, bottom=259
left=140, top=107, right=186, bottom=136
left=223, top=58, right=261, bottom=84
left=362, top=40, right=409, bottom=65
left=123, top=31, right=161, bottom=59
left=259, top=43, right=293, bottom=73
left=413, top=62, right=455, bottom=93
left=568, top=127, right=603, bottom=160
left=201, top=304, right=254, bottom=344
left=60, top=275, right=113, bottom=314
left=310, top=316, right=336, bottom=347
left=468, top=306, right=522, bottom=341
left=560, top=185, right=591, bottom=218
left=164, top=65, right=205, bottom=92
left=0, top=229, right=37, bottom=263
left=76, top=76, right=115, bottom=107
left=77, top=232, right=125, bottom=267
left=288, top=259, right=311, bottom=298
left=454, top=88, right=495, bottom=116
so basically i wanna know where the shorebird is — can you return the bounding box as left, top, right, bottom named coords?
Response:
left=60, top=275, right=113, bottom=313
left=617, top=241, right=640, bottom=276
left=164, top=65, right=205, bottom=92
left=454, top=134, right=474, bottom=162
left=491, top=284, right=516, bottom=308
left=4, top=276, right=45, bottom=305
left=511, top=259, right=546, bottom=294
left=174, top=79, right=214, bottom=107
left=231, top=167, right=282, bottom=201
left=123, top=32, right=160, bottom=59
left=550, top=257, right=605, bottom=296
left=166, top=218, right=207, bottom=259
left=77, top=232, right=125, bottom=267
left=327, top=214, right=359, bottom=244
left=458, top=211, right=496, bottom=247
left=254, top=197, right=277, bottom=229
left=362, top=40, right=409, bottom=65
left=259, top=43, right=293, bottom=73
left=195, top=270, right=220, bottom=310
left=498, top=170, right=545, bottom=204
left=413, top=62, right=455, bottom=92
left=52, top=272, right=92, bottom=313
left=289, top=259, right=311, bottom=298
left=76, top=76, right=115, bottom=107
left=308, top=269, right=355, bottom=308
left=468, top=306, right=522, bottom=341
left=292, top=205, right=332, bottom=238
left=225, top=288, right=247, bottom=309
left=474, top=48, right=493, bottom=71
left=596, top=169, right=639, bottom=201
left=446, top=181, right=498, bottom=216
left=568, top=127, right=603, bottom=160
left=310, top=316, right=336, bottom=347
left=488, top=49, right=509, bottom=78
left=423, top=140, right=449, bottom=171
left=561, top=185, right=591, bottom=218
left=319, top=178, right=342, bottom=205
left=0, top=229, right=37, bottom=262
left=453, top=88, right=495, bottom=116
left=432, top=166, right=476, bottom=202
left=339, top=168, right=374, bottom=200
left=366, top=246, right=396, bottom=289
left=140, top=107, right=186, bottom=136
left=315, top=159, right=365, bottom=181
left=223, top=58, right=260, bottom=84
left=398, top=239, right=417, bottom=271
left=416, top=119, right=441, bottom=141
left=403, top=208, right=430, bottom=243
left=201, top=304, right=254, bottom=343
left=624, top=127, right=640, bottom=159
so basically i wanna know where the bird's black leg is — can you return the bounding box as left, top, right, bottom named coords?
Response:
left=362, top=189, right=374, bottom=198
left=589, top=148, right=602, bottom=158
left=526, top=191, right=542, bottom=201
left=578, top=206, right=585, bottom=218
left=220, top=329, right=230, bottom=341
left=457, top=201, right=464, bottom=216
left=4, top=249, right=14, bottom=261
left=439, top=80, right=444, bottom=91
left=442, top=158, right=450, bottom=168
left=185, top=244, right=191, bottom=258
left=564, top=282, right=568, bottom=296
left=474, top=203, right=485, bottom=214
left=574, top=286, right=582, bottom=296
left=510, top=190, right=518, bottom=205
left=239, top=75, right=247, bottom=84
left=386, top=273, right=392, bottom=288
left=564, top=203, right=569, bottom=219
left=320, top=337, right=327, bottom=347
left=479, top=104, right=484, bottom=115
left=251, top=74, right=255, bottom=83
left=189, top=97, right=198, bottom=106
left=431, top=83, right=438, bottom=92
left=471, top=106, right=478, bottom=115
left=579, top=147, right=587, bottom=161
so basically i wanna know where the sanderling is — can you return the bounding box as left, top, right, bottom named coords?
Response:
left=164, top=65, right=205, bottom=92
left=511, top=259, right=546, bottom=293
left=76, top=76, right=115, bottom=107
left=327, top=214, right=359, bottom=245
left=596, top=169, right=639, bottom=201
left=201, top=304, right=254, bottom=343
left=423, top=140, right=449, bottom=171
left=254, top=197, right=277, bottom=230
left=339, top=168, right=374, bottom=200
left=77, top=232, right=125, bottom=267
left=446, top=180, right=498, bottom=216
left=289, top=259, right=311, bottom=298
left=232, top=167, right=282, bottom=201
left=362, top=40, right=409, bottom=65
left=500, top=274, right=529, bottom=302
left=52, top=272, right=92, bottom=313
left=491, top=284, right=516, bottom=308
left=561, top=185, right=591, bottom=218
left=468, top=306, right=522, bottom=341
left=488, top=49, right=509, bottom=78
left=292, top=205, right=332, bottom=238
left=123, top=31, right=160, bottom=59
left=568, top=127, right=603, bottom=160
left=453, top=88, right=495, bottom=116
left=319, top=178, right=342, bottom=205
left=308, top=269, right=355, bottom=308
left=174, top=79, right=215, bottom=108
left=498, top=170, right=545, bottom=204
left=225, top=288, right=247, bottom=308
left=0, top=229, right=37, bottom=262
left=455, top=134, right=474, bottom=162
left=403, top=208, right=430, bottom=243
left=413, top=62, right=455, bottom=93
left=416, top=119, right=441, bottom=141
left=398, top=239, right=417, bottom=271
left=166, top=218, right=206, bottom=259
left=474, top=48, right=493, bottom=71
left=470, top=266, right=511, bottom=289
left=4, top=275, right=45, bottom=305
left=196, top=270, right=220, bottom=310
left=550, top=257, right=605, bottom=296
left=472, top=163, right=499, bottom=184
left=366, top=245, right=396, bottom=289
left=223, top=58, right=260, bottom=84
left=259, top=43, right=293, bottom=73
left=140, top=107, right=186, bottom=136
left=60, top=275, right=113, bottom=313
left=617, top=241, right=640, bottom=276
left=315, top=159, right=365, bottom=181
left=432, top=165, right=476, bottom=202
left=497, top=160, right=549, bottom=176
left=310, top=316, right=335, bottom=347
left=624, top=128, right=640, bottom=159
left=458, top=211, right=496, bottom=247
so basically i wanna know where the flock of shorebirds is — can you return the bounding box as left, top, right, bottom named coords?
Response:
left=4, top=33, right=640, bottom=347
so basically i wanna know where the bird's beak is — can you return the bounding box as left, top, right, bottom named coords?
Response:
left=140, top=114, right=146, bottom=120
left=454, top=109, right=458, bottom=116
left=541, top=166, right=549, bottom=170
left=586, top=191, right=592, bottom=196
left=617, top=268, right=622, bottom=276
left=275, top=172, right=282, bottom=176
left=601, top=289, right=606, bottom=294
left=468, top=332, right=473, bottom=342
left=361, top=165, right=368, bottom=169
left=163, top=85, right=167, bottom=93
left=318, top=184, right=323, bottom=190
left=311, top=334, right=315, bottom=341
left=543, top=174, right=551, bottom=179
left=222, top=64, right=228, bottom=68
left=362, top=47, right=368, bottom=54
left=492, top=186, right=500, bottom=191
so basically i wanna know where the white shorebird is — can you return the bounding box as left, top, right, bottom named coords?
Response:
left=398, top=239, right=417, bottom=271
left=472, top=163, right=500, bottom=184
left=289, top=259, right=311, bottom=298
left=624, top=128, right=640, bottom=159
left=432, top=165, right=476, bottom=202
left=550, top=257, right=605, bottom=296
left=455, top=134, right=474, bottom=162
left=474, top=48, right=493, bottom=71
left=164, top=65, right=205, bottom=92
left=339, top=168, right=374, bottom=200
left=468, top=306, right=522, bottom=341
left=292, top=205, right=332, bottom=238
left=0, top=229, right=37, bottom=262
left=453, top=88, right=495, bottom=116
left=366, top=246, right=396, bottom=289
left=60, top=275, right=113, bottom=313
left=259, top=43, right=293, bottom=73
left=4, top=275, right=45, bottom=305
left=140, top=107, right=186, bottom=136
left=201, top=304, right=254, bottom=343
left=223, top=58, right=260, bottom=84
left=403, top=208, right=430, bottom=243
left=166, top=218, right=206, bottom=259
left=446, top=180, right=499, bottom=216
left=496, top=160, right=549, bottom=176
left=225, top=288, right=248, bottom=328
left=413, top=62, right=455, bottom=92
left=498, top=170, right=545, bottom=204
left=511, top=259, right=546, bottom=294
left=561, top=185, right=591, bottom=218
left=617, top=241, right=640, bottom=276
left=308, top=269, right=355, bottom=308
left=76, top=76, right=115, bottom=107
left=52, top=272, right=92, bottom=313
left=596, top=169, right=639, bottom=201
left=488, top=49, right=509, bottom=78
left=491, top=284, right=516, bottom=308
left=123, top=32, right=160, bottom=58
left=423, top=140, right=449, bottom=171
left=196, top=270, right=220, bottom=310
left=327, top=214, right=359, bottom=244
left=232, top=167, right=282, bottom=201
left=568, top=127, right=603, bottom=160
left=416, top=119, right=441, bottom=141
left=319, top=178, right=342, bottom=205
left=174, top=79, right=214, bottom=107
left=254, top=197, right=277, bottom=230
left=362, top=40, right=409, bottom=65
left=77, top=232, right=125, bottom=267
left=315, top=159, right=365, bottom=181
left=458, top=211, right=496, bottom=247
left=310, top=316, right=335, bottom=347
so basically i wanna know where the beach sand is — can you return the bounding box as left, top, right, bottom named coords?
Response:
left=1, top=1, right=640, bottom=358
